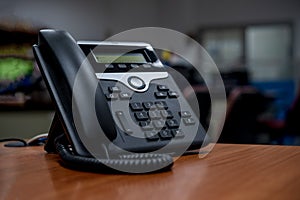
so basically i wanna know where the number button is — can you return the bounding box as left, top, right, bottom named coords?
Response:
left=149, top=110, right=161, bottom=120
left=166, top=119, right=179, bottom=128
left=140, top=121, right=154, bottom=130
left=155, top=101, right=168, bottom=110
left=153, top=120, right=165, bottom=129
left=130, top=102, right=143, bottom=111
left=145, top=131, right=159, bottom=141
left=159, top=130, right=173, bottom=140
left=161, top=110, right=173, bottom=119
left=135, top=112, right=148, bottom=121
left=143, top=102, right=155, bottom=110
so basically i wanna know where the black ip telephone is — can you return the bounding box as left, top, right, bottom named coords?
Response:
left=33, top=29, right=206, bottom=173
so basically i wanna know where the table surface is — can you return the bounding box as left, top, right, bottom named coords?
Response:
left=1, top=143, right=300, bottom=200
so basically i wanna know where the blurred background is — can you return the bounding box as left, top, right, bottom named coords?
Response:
left=0, top=0, right=299, bottom=145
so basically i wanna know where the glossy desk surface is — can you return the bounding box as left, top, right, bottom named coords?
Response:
left=1, top=143, right=300, bottom=200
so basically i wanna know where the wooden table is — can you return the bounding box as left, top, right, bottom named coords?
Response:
left=1, top=143, right=300, bottom=200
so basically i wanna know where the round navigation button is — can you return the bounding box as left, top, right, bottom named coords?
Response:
left=128, top=76, right=145, bottom=89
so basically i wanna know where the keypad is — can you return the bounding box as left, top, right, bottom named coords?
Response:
left=108, top=83, right=197, bottom=142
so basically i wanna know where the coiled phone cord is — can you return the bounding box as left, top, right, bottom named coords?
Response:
left=54, top=135, right=174, bottom=173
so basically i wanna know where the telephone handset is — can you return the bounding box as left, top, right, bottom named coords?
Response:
left=33, top=29, right=206, bottom=173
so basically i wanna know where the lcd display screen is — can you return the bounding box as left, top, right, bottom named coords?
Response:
left=94, top=53, right=147, bottom=64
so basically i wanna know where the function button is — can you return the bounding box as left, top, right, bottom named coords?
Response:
left=153, top=120, right=166, bottom=129
left=159, top=130, right=173, bottom=140
left=143, top=102, right=155, bottom=110
left=135, top=112, right=149, bottom=121
left=157, top=85, right=169, bottom=91
left=166, top=119, right=179, bottom=128
left=117, top=64, right=127, bottom=69
left=161, top=110, right=173, bottom=119
left=119, top=92, right=131, bottom=100
left=168, top=91, right=179, bottom=98
left=142, top=64, right=152, bottom=68
left=128, top=76, right=146, bottom=90
left=179, top=111, right=192, bottom=118
left=172, top=129, right=185, bottom=138
left=139, top=121, right=154, bottom=130
left=105, top=64, right=114, bottom=69
left=183, top=118, right=196, bottom=125
left=130, top=102, right=143, bottom=111
left=105, top=93, right=118, bottom=100
left=152, top=64, right=163, bottom=68
left=109, top=86, right=121, bottom=93
left=155, top=101, right=168, bottom=110
left=130, top=64, right=139, bottom=68
left=145, top=131, right=159, bottom=141
left=149, top=110, right=161, bottom=120
left=139, top=121, right=149, bottom=127
left=155, top=91, right=168, bottom=98
left=115, top=111, right=133, bottom=134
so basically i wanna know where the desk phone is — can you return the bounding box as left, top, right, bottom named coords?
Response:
left=33, top=30, right=206, bottom=173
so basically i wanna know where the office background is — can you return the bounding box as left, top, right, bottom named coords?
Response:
left=0, top=0, right=299, bottom=144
